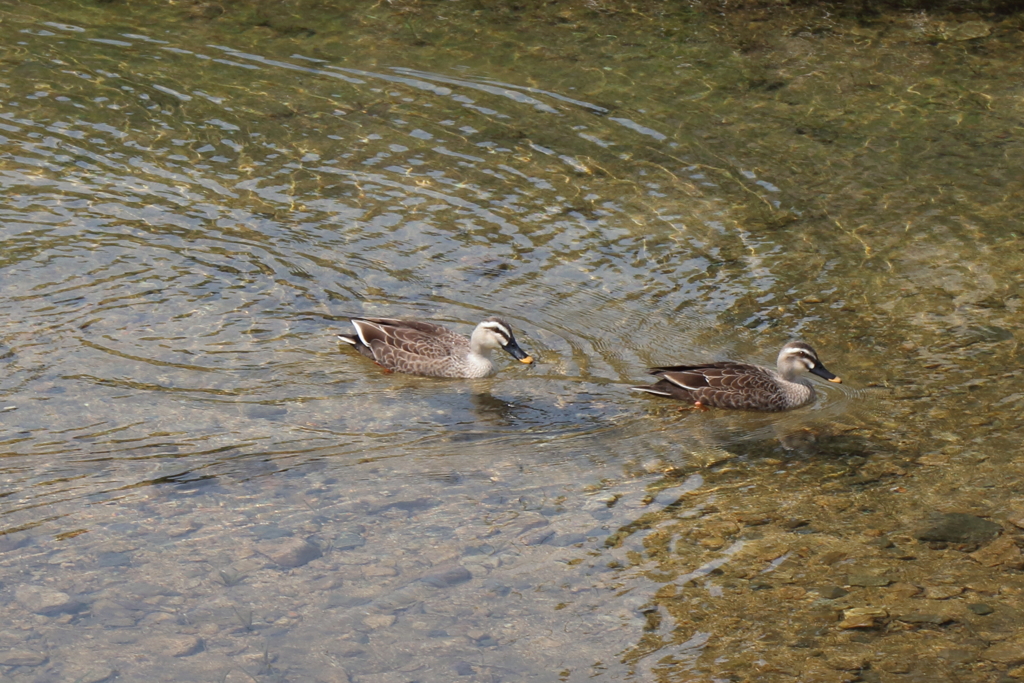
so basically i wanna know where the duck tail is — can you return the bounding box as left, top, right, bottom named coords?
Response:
left=630, top=385, right=674, bottom=397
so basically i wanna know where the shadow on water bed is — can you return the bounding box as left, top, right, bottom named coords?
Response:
left=1, top=0, right=1024, bottom=681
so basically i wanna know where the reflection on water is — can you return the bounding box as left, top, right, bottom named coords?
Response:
left=1, top=1, right=1023, bottom=681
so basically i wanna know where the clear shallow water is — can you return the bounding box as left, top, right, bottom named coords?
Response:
left=1, top=2, right=1023, bottom=682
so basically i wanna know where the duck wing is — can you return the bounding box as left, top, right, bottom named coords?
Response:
left=351, top=318, right=467, bottom=366
left=641, top=362, right=786, bottom=411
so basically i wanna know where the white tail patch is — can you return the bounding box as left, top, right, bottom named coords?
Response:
left=663, top=376, right=703, bottom=391
left=351, top=320, right=382, bottom=347
left=631, top=387, right=673, bottom=397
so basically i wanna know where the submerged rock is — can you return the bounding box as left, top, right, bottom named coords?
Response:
left=162, top=635, right=204, bottom=657
left=923, top=585, right=963, bottom=600
left=15, top=585, right=79, bottom=615
left=970, top=535, right=1023, bottom=568
left=949, top=21, right=991, bottom=42
left=64, top=668, right=116, bottom=683
left=897, top=611, right=956, bottom=625
left=916, top=512, right=1001, bottom=546
left=816, top=586, right=849, bottom=600
left=256, top=537, right=322, bottom=568
left=838, top=607, right=887, bottom=629
left=981, top=641, right=1024, bottom=666
left=0, top=650, right=48, bottom=667
left=333, top=530, right=365, bottom=551
left=420, top=565, right=472, bottom=588
left=846, top=571, right=891, bottom=587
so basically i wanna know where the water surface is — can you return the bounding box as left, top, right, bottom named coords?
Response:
left=1, top=2, right=1023, bottom=681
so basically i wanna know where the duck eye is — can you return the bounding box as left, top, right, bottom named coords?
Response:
left=482, top=327, right=507, bottom=342
left=486, top=325, right=511, bottom=341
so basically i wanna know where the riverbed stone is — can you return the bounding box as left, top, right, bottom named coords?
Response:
left=333, top=530, right=365, bottom=551
left=698, top=536, right=726, bottom=550
left=824, top=649, right=871, bottom=670
left=983, top=641, right=1024, bottom=666
left=316, top=671, right=353, bottom=683
left=802, top=660, right=857, bottom=682
left=505, top=513, right=549, bottom=537
left=888, top=582, right=922, bottom=599
left=15, top=584, right=77, bottom=615
left=256, top=537, right=322, bottom=568
left=924, top=585, right=963, bottom=600
left=223, top=671, right=256, bottom=683
left=64, top=667, right=116, bottom=683
left=877, top=659, right=911, bottom=674
left=163, top=635, right=204, bottom=657
left=838, top=607, right=887, bottom=629
left=936, top=647, right=978, bottom=664
left=0, top=534, right=30, bottom=553
left=777, top=586, right=807, bottom=600
left=363, top=613, right=396, bottom=629
left=420, top=565, right=472, bottom=588
left=521, top=528, right=556, bottom=546
left=970, top=535, right=1023, bottom=568
left=896, top=611, right=956, bottom=625
left=949, top=20, right=991, bottom=41
left=550, top=532, right=587, bottom=547
left=0, top=650, right=47, bottom=667
left=735, top=512, right=772, bottom=526
left=362, top=564, right=399, bottom=578
left=91, top=598, right=142, bottom=627
left=818, top=550, right=847, bottom=565
left=916, top=513, right=1001, bottom=546
left=846, top=571, right=890, bottom=587
left=374, top=496, right=434, bottom=513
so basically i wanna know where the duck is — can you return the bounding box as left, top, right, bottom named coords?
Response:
left=631, top=341, right=841, bottom=412
left=338, top=316, right=534, bottom=378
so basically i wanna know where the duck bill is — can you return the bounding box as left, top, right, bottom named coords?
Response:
left=810, top=364, right=842, bottom=383
left=504, top=340, right=534, bottom=364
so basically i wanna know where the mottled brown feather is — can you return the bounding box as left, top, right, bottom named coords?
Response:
left=632, top=342, right=839, bottom=412
left=347, top=318, right=469, bottom=377
left=339, top=316, right=531, bottom=378
left=642, top=363, right=793, bottom=411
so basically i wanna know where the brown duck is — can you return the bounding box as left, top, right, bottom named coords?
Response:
left=338, top=316, right=533, bottom=378
left=631, top=341, right=841, bottom=411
